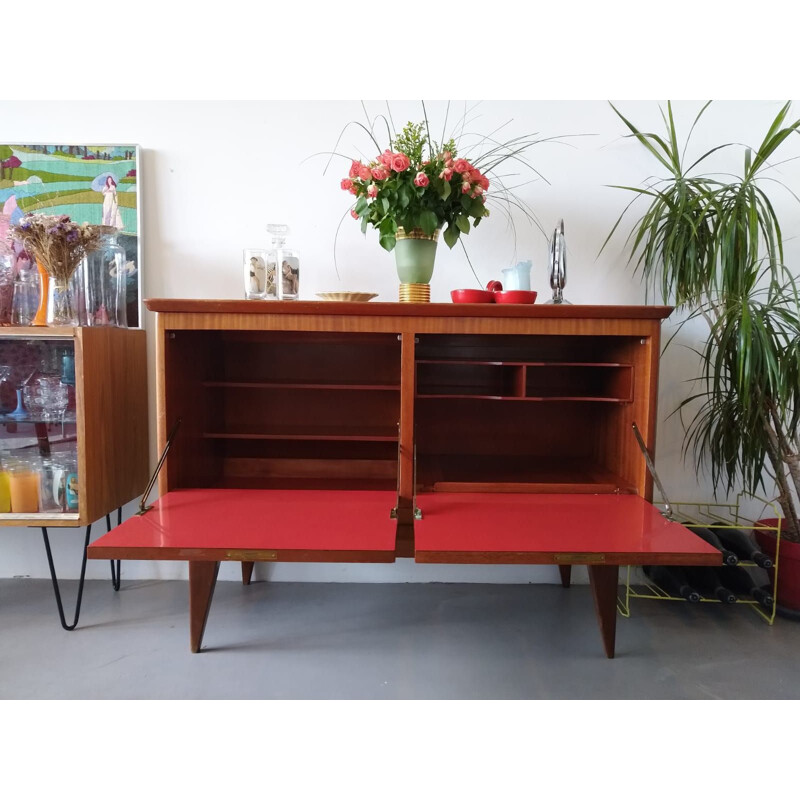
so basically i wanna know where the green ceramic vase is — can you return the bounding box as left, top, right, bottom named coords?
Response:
left=394, top=228, right=440, bottom=284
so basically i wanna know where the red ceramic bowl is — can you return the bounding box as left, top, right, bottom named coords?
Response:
left=451, top=289, right=495, bottom=303
left=493, top=290, right=538, bottom=304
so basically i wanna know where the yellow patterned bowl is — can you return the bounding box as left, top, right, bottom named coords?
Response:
left=316, top=292, right=378, bottom=302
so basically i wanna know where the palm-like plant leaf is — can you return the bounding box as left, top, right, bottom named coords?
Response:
left=606, top=100, right=800, bottom=540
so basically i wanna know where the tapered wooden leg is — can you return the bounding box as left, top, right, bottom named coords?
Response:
left=241, top=561, right=255, bottom=586
left=587, top=564, right=619, bottom=659
left=558, top=565, right=572, bottom=588
left=189, top=561, right=220, bottom=653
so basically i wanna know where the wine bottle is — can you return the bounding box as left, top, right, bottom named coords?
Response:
left=683, top=566, right=737, bottom=603
left=643, top=565, right=701, bottom=602
left=712, top=528, right=773, bottom=569
left=715, top=566, right=774, bottom=609
left=682, top=524, right=739, bottom=566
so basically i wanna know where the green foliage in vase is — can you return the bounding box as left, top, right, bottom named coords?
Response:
left=604, top=101, right=800, bottom=540
left=328, top=103, right=560, bottom=257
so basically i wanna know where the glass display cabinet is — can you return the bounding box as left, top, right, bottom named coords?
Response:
left=0, top=325, right=148, bottom=630
left=0, top=327, right=148, bottom=527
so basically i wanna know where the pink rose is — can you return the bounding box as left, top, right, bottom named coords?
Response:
left=341, top=178, right=353, bottom=191
left=413, top=172, right=429, bottom=187
left=378, top=150, right=394, bottom=168
left=391, top=153, right=411, bottom=172
left=372, top=167, right=389, bottom=181
left=350, top=209, right=359, bottom=219
left=349, top=160, right=362, bottom=179
left=453, top=158, right=471, bottom=174
left=473, top=185, right=484, bottom=195
left=359, top=164, right=372, bottom=181
left=441, top=151, right=452, bottom=161
left=477, top=173, right=489, bottom=190
left=439, top=167, right=454, bottom=181
left=461, top=181, right=471, bottom=194
left=367, top=183, right=378, bottom=198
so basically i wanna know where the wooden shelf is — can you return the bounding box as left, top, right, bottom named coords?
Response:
left=203, top=380, right=400, bottom=392
left=417, top=360, right=629, bottom=367
left=0, top=414, right=77, bottom=425
left=0, top=326, right=76, bottom=338
left=217, top=476, right=398, bottom=492
left=418, top=456, right=636, bottom=494
left=0, top=512, right=80, bottom=526
left=203, top=425, right=399, bottom=442
left=417, top=391, right=629, bottom=403
left=416, top=360, right=633, bottom=402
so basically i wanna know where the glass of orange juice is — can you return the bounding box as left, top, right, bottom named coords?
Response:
left=8, top=456, right=41, bottom=514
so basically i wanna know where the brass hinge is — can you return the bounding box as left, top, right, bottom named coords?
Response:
left=390, top=507, right=423, bottom=521
left=228, top=550, right=277, bottom=561
left=553, top=554, right=606, bottom=564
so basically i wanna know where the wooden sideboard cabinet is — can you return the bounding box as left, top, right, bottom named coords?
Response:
left=88, top=301, right=720, bottom=657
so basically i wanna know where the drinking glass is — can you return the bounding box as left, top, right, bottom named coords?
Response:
left=243, top=249, right=269, bottom=300
left=0, top=365, right=14, bottom=414
left=11, top=266, right=39, bottom=326
left=0, top=252, right=14, bottom=325
left=22, top=385, right=43, bottom=421
left=7, top=456, right=41, bottom=513
left=38, top=457, right=64, bottom=512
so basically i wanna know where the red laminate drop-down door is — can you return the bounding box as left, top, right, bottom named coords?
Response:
left=87, top=488, right=398, bottom=563
left=413, top=492, right=722, bottom=566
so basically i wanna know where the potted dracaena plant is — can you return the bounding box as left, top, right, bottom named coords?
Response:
left=602, top=100, right=800, bottom=612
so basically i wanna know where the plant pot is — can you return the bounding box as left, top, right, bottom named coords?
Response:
left=395, top=228, right=439, bottom=301
left=754, top=519, right=800, bottom=615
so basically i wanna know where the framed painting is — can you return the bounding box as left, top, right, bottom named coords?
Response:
left=0, top=143, right=142, bottom=327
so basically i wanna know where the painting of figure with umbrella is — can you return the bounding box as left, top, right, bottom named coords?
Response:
left=0, top=143, right=141, bottom=327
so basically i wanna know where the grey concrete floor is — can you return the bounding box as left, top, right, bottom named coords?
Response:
left=1, top=577, right=799, bottom=699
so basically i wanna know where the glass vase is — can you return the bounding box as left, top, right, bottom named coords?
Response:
left=47, top=278, right=78, bottom=326
left=11, top=264, right=39, bottom=326
left=0, top=252, right=13, bottom=325
left=83, top=228, right=127, bottom=326
left=394, top=227, right=439, bottom=302
left=32, top=260, right=50, bottom=326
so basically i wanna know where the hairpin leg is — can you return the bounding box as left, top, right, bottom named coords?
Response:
left=108, top=509, right=122, bottom=591
left=41, top=523, right=92, bottom=631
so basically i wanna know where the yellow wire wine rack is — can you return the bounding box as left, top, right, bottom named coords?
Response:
left=617, top=494, right=783, bottom=625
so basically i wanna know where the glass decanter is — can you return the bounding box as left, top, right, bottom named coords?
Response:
left=266, top=224, right=300, bottom=301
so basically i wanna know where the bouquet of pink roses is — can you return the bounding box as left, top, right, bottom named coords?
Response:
left=341, top=121, right=496, bottom=252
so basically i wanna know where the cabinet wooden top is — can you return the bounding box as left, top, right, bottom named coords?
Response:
left=145, top=299, right=673, bottom=320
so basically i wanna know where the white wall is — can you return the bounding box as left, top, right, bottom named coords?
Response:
left=2, top=99, right=799, bottom=583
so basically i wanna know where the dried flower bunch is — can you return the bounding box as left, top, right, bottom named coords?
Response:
left=6, top=213, right=101, bottom=281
